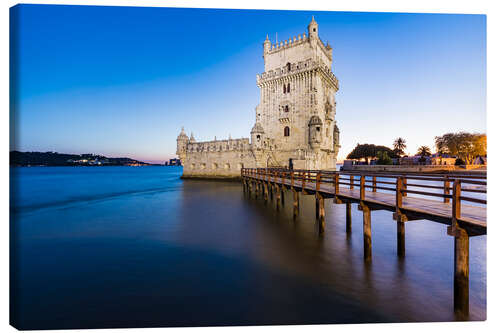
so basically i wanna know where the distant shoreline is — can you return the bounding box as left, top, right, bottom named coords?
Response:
left=10, top=151, right=155, bottom=167
left=10, top=164, right=174, bottom=167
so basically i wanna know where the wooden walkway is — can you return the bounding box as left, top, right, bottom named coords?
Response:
left=241, top=168, right=487, bottom=317
left=274, top=175, right=485, bottom=234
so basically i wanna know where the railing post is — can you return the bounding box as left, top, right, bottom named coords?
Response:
left=360, top=175, right=365, bottom=200
left=291, top=170, right=294, bottom=187
left=402, top=177, right=408, bottom=197
left=335, top=173, right=339, bottom=194
left=316, top=172, right=321, bottom=192
left=302, top=171, right=306, bottom=192
left=452, top=179, right=462, bottom=220
left=444, top=176, right=450, bottom=204
left=350, top=175, right=354, bottom=190
left=396, top=177, right=403, bottom=212
left=373, top=176, right=377, bottom=193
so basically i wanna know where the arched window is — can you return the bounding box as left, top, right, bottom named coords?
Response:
left=283, top=84, right=286, bottom=94
left=287, top=83, right=290, bottom=93
left=286, top=62, right=291, bottom=71
left=284, top=126, right=290, bottom=137
left=284, top=105, right=289, bottom=112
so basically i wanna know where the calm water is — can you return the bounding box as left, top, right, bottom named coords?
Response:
left=10, top=166, right=486, bottom=329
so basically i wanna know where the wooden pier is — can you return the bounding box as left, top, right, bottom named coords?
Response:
left=241, top=168, right=487, bottom=317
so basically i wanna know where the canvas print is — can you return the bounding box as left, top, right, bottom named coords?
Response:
left=10, top=4, right=486, bottom=330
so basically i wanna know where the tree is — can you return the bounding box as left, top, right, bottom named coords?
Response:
left=417, top=145, right=432, bottom=157
left=416, top=146, right=432, bottom=164
left=393, top=137, right=407, bottom=157
left=376, top=151, right=393, bottom=165
left=347, top=144, right=398, bottom=163
left=434, top=132, right=486, bottom=165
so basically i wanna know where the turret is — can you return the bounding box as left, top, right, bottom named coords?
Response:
left=176, top=127, right=189, bottom=161
left=263, top=34, right=271, bottom=55
left=251, top=122, right=265, bottom=149
left=308, top=16, right=319, bottom=39
left=308, top=116, right=323, bottom=149
left=189, top=132, right=196, bottom=143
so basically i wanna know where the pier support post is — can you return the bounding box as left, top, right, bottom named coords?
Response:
left=264, top=182, right=269, bottom=201
left=448, top=179, right=469, bottom=317
left=361, top=204, right=372, bottom=262
left=452, top=228, right=470, bottom=317
left=293, top=189, right=299, bottom=219
left=317, top=194, right=325, bottom=234
left=346, top=202, right=352, bottom=233
left=254, top=181, right=259, bottom=199
left=275, top=185, right=281, bottom=211
left=397, top=220, right=405, bottom=257
left=315, top=197, right=319, bottom=220
left=269, top=184, right=273, bottom=200
left=281, top=188, right=285, bottom=207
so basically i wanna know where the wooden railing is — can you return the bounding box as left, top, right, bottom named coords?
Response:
left=241, top=168, right=487, bottom=217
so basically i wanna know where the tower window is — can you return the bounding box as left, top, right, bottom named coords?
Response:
left=284, top=126, right=290, bottom=137
left=283, top=84, right=286, bottom=94
left=256, top=135, right=261, bottom=142
left=286, top=62, right=291, bottom=71
left=287, top=83, right=290, bottom=93
left=284, top=105, right=289, bottom=112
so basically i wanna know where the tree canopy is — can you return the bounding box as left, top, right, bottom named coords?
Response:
left=393, top=137, right=407, bottom=157
left=347, top=144, right=398, bottom=163
left=417, top=146, right=432, bottom=157
left=376, top=151, right=393, bottom=165
left=434, top=132, right=486, bottom=165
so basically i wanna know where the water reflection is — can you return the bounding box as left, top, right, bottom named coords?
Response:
left=200, top=180, right=485, bottom=323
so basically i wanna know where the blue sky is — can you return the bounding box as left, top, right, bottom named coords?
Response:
left=10, top=4, right=486, bottom=163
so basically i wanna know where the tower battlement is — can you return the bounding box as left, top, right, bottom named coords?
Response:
left=268, top=33, right=308, bottom=53
left=256, top=59, right=339, bottom=90
left=263, top=16, right=332, bottom=72
left=186, top=137, right=250, bottom=153
left=266, top=33, right=332, bottom=60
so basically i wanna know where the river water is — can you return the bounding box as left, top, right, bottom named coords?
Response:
left=10, top=166, right=486, bottom=329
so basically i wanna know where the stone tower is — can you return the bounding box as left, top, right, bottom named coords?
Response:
left=254, top=17, right=340, bottom=169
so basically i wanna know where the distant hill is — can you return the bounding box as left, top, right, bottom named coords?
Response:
left=10, top=151, right=150, bottom=167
